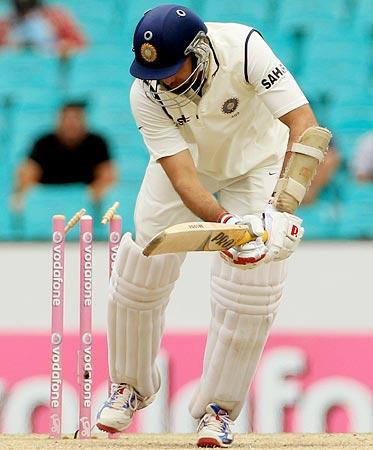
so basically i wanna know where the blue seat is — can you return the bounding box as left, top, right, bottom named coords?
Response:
left=0, top=51, right=61, bottom=91
left=338, top=204, right=373, bottom=239
left=297, top=200, right=340, bottom=240
left=276, top=0, right=346, bottom=32
left=201, top=0, right=269, bottom=27
left=334, top=131, right=366, bottom=161
left=120, top=1, right=200, bottom=28
left=301, top=31, right=368, bottom=97
left=119, top=150, right=147, bottom=182
left=0, top=165, right=14, bottom=239
left=56, top=0, right=115, bottom=27
left=99, top=181, right=139, bottom=236
left=66, top=48, right=128, bottom=92
left=354, top=0, right=373, bottom=31
left=266, top=29, right=306, bottom=76
left=328, top=97, right=373, bottom=140
left=337, top=180, right=373, bottom=239
left=3, top=0, right=372, bottom=243
left=11, top=182, right=139, bottom=240
left=9, top=109, right=54, bottom=167
left=340, top=179, right=373, bottom=203
left=21, top=185, right=89, bottom=240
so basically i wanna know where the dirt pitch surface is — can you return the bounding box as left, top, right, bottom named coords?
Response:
left=1, top=433, right=373, bottom=450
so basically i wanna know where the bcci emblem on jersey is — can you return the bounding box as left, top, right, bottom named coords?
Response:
left=140, top=43, right=157, bottom=63
left=222, top=97, right=239, bottom=114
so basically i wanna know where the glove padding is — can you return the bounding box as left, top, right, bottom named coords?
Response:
left=263, top=204, right=304, bottom=262
left=218, top=212, right=268, bottom=269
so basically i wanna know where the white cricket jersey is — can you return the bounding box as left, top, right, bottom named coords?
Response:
left=130, top=22, right=308, bottom=181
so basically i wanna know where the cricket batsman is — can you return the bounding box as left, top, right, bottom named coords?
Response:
left=97, top=4, right=331, bottom=447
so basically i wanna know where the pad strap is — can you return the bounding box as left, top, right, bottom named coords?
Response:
left=291, top=143, right=325, bottom=162
left=275, top=178, right=306, bottom=204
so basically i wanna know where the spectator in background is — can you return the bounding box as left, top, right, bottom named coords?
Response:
left=302, top=137, right=341, bottom=204
left=352, top=132, right=373, bottom=182
left=0, top=0, right=86, bottom=57
left=12, top=101, right=117, bottom=210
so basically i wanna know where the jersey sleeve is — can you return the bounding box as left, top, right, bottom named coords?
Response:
left=245, top=31, right=308, bottom=118
left=130, top=80, right=189, bottom=161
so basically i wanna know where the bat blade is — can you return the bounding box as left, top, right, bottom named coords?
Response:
left=142, top=222, right=265, bottom=256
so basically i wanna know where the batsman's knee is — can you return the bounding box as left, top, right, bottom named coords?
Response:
left=212, top=253, right=287, bottom=316
left=110, top=232, right=184, bottom=307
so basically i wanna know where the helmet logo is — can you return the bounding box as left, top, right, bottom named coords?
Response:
left=222, top=97, right=239, bottom=114
left=141, top=42, right=157, bottom=63
left=176, top=9, right=186, bottom=17
left=144, top=30, right=153, bottom=41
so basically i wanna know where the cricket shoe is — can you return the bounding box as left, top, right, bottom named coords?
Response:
left=197, top=403, right=234, bottom=448
left=96, top=383, right=153, bottom=433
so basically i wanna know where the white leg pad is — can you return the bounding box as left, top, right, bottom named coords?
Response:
left=189, top=255, right=287, bottom=420
left=108, top=232, right=184, bottom=397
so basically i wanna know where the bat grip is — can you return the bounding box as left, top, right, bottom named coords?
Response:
left=235, top=230, right=269, bottom=246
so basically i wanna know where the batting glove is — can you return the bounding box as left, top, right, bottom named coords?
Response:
left=217, top=211, right=268, bottom=269
left=263, top=203, right=304, bottom=262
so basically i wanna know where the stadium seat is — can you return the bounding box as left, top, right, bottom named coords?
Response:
left=1, top=51, right=61, bottom=90
left=18, top=184, right=136, bottom=240
left=201, top=0, right=269, bottom=28
left=328, top=96, right=373, bottom=151
left=21, top=185, right=88, bottom=240
left=276, top=0, right=346, bottom=33
left=66, top=49, right=127, bottom=92
left=301, top=31, right=368, bottom=98
left=337, top=180, right=373, bottom=239
left=298, top=200, right=340, bottom=240
left=0, top=164, right=14, bottom=240
left=354, top=0, right=373, bottom=32
left=0, top=0, right=371, bottom=242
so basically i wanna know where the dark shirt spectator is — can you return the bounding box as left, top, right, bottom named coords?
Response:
left=0, top=0, right=86, bottom=57
left=29, top=133, right=111, bottom=185
left=12, top=102, right=117, bottom=209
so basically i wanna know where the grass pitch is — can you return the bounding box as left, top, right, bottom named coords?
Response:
left=1, top=433, right=373, bottom=449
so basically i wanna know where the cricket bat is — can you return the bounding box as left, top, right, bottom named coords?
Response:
left=142, top=222, right=268, bottom=256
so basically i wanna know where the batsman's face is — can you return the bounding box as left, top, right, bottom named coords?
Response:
left=161, top=56, right=193, bottom=89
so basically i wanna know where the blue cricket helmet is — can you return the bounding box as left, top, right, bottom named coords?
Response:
left=130, top=4, right=208, bottom=80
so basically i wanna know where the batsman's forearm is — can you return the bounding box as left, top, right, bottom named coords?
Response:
left=158, top=149, right=226, bottom=221
left=278, top=104, right=318, bottom=179
left=172, top=180, right=225, bottom=222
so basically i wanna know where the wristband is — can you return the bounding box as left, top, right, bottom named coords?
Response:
left=216, top=210, right=232, bottom=223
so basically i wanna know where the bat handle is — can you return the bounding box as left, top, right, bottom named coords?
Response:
left=235, top=230, right=269, bottom=247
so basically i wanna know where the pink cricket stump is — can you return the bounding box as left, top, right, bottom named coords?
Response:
left=50, top=215, right=66, bottom=439
left=109, top=215, right=122, bottom=278
left=108, top=215, right=122, bottom=439
left=78, top=215, right=93, bottom=438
